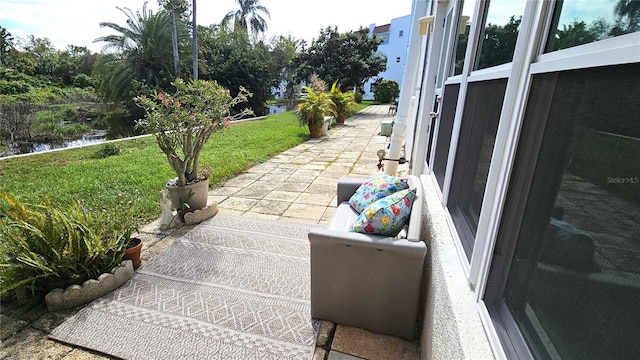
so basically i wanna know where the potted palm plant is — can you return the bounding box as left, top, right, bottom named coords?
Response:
left=135, top=78, right=252, bottom=213
left=328, top=81, right=357, bottom=124
left=296, top=86, right=336, bottom=138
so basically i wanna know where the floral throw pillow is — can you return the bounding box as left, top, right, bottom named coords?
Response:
left=348, top=173, right=409, bottom=214
left=350, top=188, right=416, bottom=237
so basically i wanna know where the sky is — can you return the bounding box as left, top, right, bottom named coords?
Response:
left=0, top=0, right=415, bottom=53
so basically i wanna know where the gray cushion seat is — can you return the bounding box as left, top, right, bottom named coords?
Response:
left=308, top=175, right=427, bottom=340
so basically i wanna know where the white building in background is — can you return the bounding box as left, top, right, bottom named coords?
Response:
left=363, top=15, right=411, bottom=101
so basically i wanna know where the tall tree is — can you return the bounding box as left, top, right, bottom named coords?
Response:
left=614, top=0, right=640, bottom=32
left=294, top=26, right=386, bottom=91
left=0, top=26, right=14, bottom=67
left=158, top=0, right=190, bottom=79
left=198, top=26, right=271, bottom=115
left=192, top=0, right=198, bottom=80
left=94, top=4, right=186, bottom=103
left=221, top=0, right=270, bottom=36
left=269, top=35, right=304, bottom=105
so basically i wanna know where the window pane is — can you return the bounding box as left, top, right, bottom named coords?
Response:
left=503, top=63, right=640, bottom=359
left=433, top=84, right=460, bottom=188
left=452, top=1, right=475, bottom=75
left=474, top=0, right=526, bottom=70
left=546, top=0, right=640, bottom=52
left=448, top=79, right=507, bottom=259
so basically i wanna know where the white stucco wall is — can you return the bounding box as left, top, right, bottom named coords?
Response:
left=364, top=15, right=412, bottom=101
left=418, top=176, right=496, bottom=360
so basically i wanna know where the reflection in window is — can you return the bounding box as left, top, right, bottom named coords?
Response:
left=546, top=0, right=640, bottom=52
left=433, top=84, right=460, bottom=188
left=452, top=1, right=475, bottom=75
left=448, top=79, right=507, bottom=259
left=474, top=0, right=526, bottom=70
left=502, top=63, right=640, bottom=359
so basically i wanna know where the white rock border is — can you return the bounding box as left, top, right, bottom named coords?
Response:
left=45, top=260, right=134, bottom=312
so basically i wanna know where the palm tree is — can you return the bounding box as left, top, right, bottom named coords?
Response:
left=158, top=0, right=190, bottom=79
left=192, top=0, right=198, bottom=80
left=94, top=4, right=186, bottom=103
left=615, top=0, right=640, bottom=32
left=221, top=0, right=270, bottom=35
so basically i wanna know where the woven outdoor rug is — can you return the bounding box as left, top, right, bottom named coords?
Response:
left=50, top=214, right=319, bottom=360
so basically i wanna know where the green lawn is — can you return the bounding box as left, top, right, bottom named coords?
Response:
left=0, top=111, right=311, bottom=223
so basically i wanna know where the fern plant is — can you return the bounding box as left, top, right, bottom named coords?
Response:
left=0, top=194, right=126, bottom=300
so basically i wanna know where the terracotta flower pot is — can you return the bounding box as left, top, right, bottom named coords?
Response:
left=309, top=123, right=324, bottom=138
left=123, top=238, right=143, bottom=270
left=336, top=114, right=346, bottom=124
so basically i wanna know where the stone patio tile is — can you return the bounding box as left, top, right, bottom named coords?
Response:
left=277, top=181, right=311, bottom=192
left=283, top=203, right=328, bottom=220
left=331, top=326, right=419, bottom=360
left=286, top=174, right=317, bottom=184
left=216, top=208, right=245, bottom=216
left=321, top=206, right=337, bottom=222
left=296, top=193, right=334, bottom=206
left=247, top=162, right=280, bottom=173
left=223, top=177, right=256, bottom=188
left=233, top=180, right=280, bottom=199
left=289, top=157, right=317, bottom=165
left=250, top=199, right=291, bottom=216
left=263, top=190, right=301, bottom=202
left=218, top=197, right=259, bottom=211
left=305, top=183, right=335, bottom=194
left=268, top=167, right=296, bottom=175
left=278, top=162, right=304, bottom=169
left=303, top=163, right=329, bottom=171
left=293, top=169, right=323, bottom=177
left=209, top=186, right=241, bottom=196
left=207, top=195, right=228, bottom=204
left=231, top=172, right=264, bottom=180
left=312, top=176, right=340, bottom=187
left=328, top=351, right=364, bottom=360
left=246, top=213, right=280, bottom=221
left=259, top=173, right=291, bottom=182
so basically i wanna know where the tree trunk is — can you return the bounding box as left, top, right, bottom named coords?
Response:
left=170, top=12, right=181, bottom=79
left=192, top=0, right=198, bottom=80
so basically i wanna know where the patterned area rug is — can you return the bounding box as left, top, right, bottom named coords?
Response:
left=50, top=214, right=319, bottom=360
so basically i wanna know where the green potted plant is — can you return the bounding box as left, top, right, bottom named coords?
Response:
left=135, top=78, right=252, bottom=213
left=0, top=194, right=126, bottom=302
left=296, top=86, right=336, bottom=138
left=328, top=81, right=357, bottom=124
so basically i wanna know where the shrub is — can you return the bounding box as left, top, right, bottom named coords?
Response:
left=0, top=194, right=128, bottom=300
left=73, top=74, right=95, bottom=89
left=373, top=79, right=400, bottom=104
left=0, top=80, right=31, bottom=95
left=94, top=142, right=122, bottom=159
left=354, top=92, right=363, bottom=104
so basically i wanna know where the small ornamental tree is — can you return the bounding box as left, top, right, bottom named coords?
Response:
left=135, top=78, right=252, bottom=187
left=373, top=79, right=400, bottom=104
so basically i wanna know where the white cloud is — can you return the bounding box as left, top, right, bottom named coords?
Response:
left=0, top=0, right=414, bottom=52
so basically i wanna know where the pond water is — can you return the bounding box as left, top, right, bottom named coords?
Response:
left=267, top=103, right=295, bottom=114
left=1, top=131, right=108, bottom=158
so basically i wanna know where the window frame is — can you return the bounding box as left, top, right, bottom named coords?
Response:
left=474, top=2, right=640, bottom=360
